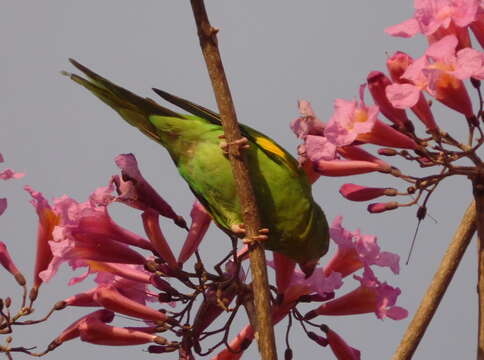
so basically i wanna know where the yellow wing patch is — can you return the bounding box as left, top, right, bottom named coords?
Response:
left=253, top=135, right=299, bottom=174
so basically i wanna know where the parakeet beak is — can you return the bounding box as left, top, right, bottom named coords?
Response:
left=299, top=259, right=319, bottom=278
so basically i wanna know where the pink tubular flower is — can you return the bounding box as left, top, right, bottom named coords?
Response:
left=25, top=186, right=59, bottom=295
left=366, top=71, right=412, bottom=130
left=306, top=142, right=391, bottom=177
left=56, top=190, right=153, bottom=251
left=64, top=288, right=99, bottom=307
left=113, top=153, right=187, bottom=229
left=211, top=324, right=253, bottom=360
left=356, top=119, right=417, bottom=149
left=67, top=260, right=152, bottom=291
left=142, top=210, right=177, bottom=268
left=312, top=159, right=385, bottom=177
left=386, top=51, right=438, bottom=131
left=178, top=201, right=211, bottom=265
left=306, top=267, right=407, bottom=320
left=323, top=326, right=361, bottom=360
left=79, top=318, right=167, bottom=346
left=340, top=183, right=397, bottom=202
left=324, top=216, right=400, bottom=277
left=325, top=85, right=417, bottom=149
left=93, top=284, right=172, bottom=323
left=385, top=0, right=479, bottom=48
left=48, top=309, right=114, bottom=350
left=292, top=102, right=397, bottom=179
left=387, top=36, right=476, bottom=117
left=40, top=224, right=147, bottom=283
left=425, top=35, right=484, bottom=80
left=273, top=252, right=296, bottom=294
left=0, top=241, right=25, bottom=285
left=63, top=274, right=155, bottom=308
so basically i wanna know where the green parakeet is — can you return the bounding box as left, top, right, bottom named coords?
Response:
left=65, top=59, right=329, bottom=275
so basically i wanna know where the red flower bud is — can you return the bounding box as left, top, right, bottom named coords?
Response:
left=367, top=202, right=399, bottom=213
left=340, top=184, right=397, bottom=202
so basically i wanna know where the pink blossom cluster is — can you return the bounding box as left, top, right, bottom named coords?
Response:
left=0, top=152, right=406, bottom=359
left=292, top=0, right=483, bottom=214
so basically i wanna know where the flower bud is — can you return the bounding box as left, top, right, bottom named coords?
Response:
left=378, top=148, right=398, bottom=156
left=340, top=184, right=398, bottom=202
left=308, top=331, right=328, bottom=347
left=367, top=202, right=399, bottom=213
left=285, top=348, right=293, bottom=360
left=387, top=51, right=413, bottom=83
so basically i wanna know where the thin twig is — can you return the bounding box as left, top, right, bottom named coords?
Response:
left=392, top=201, right=477, bottom=360
left=188, top=2, right=277, bottom=359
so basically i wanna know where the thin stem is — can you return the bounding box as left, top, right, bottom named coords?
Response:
left=392, top=201, right=477, bottom=360
left=188, top=2, right=277, bottom=359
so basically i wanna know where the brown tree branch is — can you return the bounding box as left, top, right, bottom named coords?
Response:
left=393, top=201, right=477, bottom=360
left=474, top=165, right=484, bottom=360
left=188, top=1, right=278, bottom=359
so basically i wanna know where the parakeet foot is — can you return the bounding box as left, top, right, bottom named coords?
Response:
left=243, top=228, right=270, bottom=245
left=218, top=135, right=250, bottom=157
left=230, top=224, right=269, bottom=245
left=230, top=223, right=247, bottom=237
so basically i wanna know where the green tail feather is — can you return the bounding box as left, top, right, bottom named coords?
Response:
left=66, top=59, right=183, bottom=143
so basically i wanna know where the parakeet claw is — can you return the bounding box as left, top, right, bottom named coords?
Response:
left=230, top=224, right=269, bottom=245
left=219, top=135, right=250, bottom=157
left=243, top=228, right=270, bottom=245
left=230, top=223, right=246, bottom=237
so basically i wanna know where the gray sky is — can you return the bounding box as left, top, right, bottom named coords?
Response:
left=1, top=1, right=478, bottom=359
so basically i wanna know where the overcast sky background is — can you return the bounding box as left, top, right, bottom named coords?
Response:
left=1, top=1, right=480, bottom=359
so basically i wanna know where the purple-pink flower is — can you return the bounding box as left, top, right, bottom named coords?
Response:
left=386, top=35, right=478, bottom=117
left=385, top=0, right=479, bottom=48
left=325, top=86, right=379, bottom=147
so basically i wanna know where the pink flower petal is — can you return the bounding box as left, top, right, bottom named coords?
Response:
left=386, top=83, right=422, bottom=109
left=305, top=135, right=337, bottom=161
left=385, top=18, right=420, bottom=38
left=290, top=100, right=325, bottom=138
left=425, top=34, right=458, bottom=60
left=453, top=48, right=484, bottom=80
